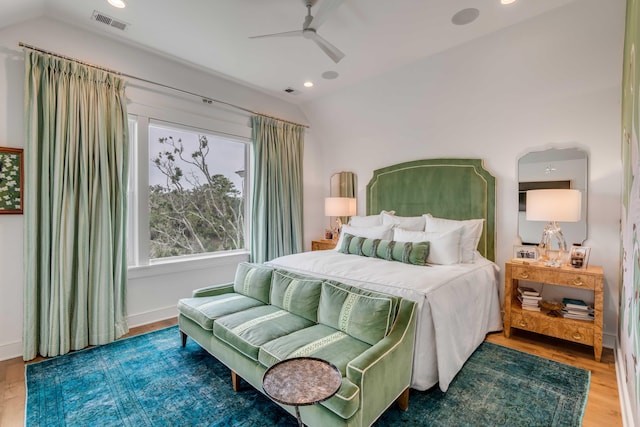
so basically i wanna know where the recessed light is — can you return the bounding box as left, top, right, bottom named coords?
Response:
left=108, top=0, right=126, bottom=9
left=303, top=81, right=314, bottom=88
left=501, top=0, right=517, bottom=4
left=451, top=8, right=479, bottom=26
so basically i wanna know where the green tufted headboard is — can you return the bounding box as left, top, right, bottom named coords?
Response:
left=366, top=158, right=496, bottom=261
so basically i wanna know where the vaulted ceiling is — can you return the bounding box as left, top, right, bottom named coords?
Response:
left=3, top=0, right=578, bottom=103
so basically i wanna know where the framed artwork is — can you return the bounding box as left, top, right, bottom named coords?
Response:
left=0, top=147, right=24, bottom=214
left=513, top=244, right=539, bottom=261
left=569, top=246, right=591, bottom=269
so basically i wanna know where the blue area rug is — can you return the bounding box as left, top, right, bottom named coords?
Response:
left=25, top=326, right=589, bottom=426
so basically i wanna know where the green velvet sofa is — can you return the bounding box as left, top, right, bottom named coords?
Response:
left=177, top=262, right=417, bottom=427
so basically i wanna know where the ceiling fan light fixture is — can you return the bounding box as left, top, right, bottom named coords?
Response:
left=107, top=0, right=126, bottom=8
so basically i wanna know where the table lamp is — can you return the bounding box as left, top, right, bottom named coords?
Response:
left=526, top=189, right=581, bottom=263
left=324, top=197, right=356, bottom=238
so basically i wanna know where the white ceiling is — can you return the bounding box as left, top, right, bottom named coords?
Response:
left=3, top=0, right=578, bottom=104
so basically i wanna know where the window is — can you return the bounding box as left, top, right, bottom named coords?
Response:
left=128, top=117, right=248, bottom=267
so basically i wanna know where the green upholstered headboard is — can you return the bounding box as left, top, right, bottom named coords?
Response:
left=366, top=158, right=496, bottom=261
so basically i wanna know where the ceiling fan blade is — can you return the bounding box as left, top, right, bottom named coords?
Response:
left=310, top=32, right=345, bottom=63
left=249, top=30, right=303, bottom=39
left=308, top=0, right=344, bottom=29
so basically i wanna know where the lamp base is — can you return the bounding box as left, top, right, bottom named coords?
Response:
left=538, top=221, right=569, bottom=267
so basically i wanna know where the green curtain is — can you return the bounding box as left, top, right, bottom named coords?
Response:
left=23, top=50, right=129, bottom=360
left=251, top=116, right=304, bottom=263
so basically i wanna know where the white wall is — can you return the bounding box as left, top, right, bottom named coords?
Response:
left=302, top=0, right=625, bottom=345
left=0, top=17, right=318, bottom=360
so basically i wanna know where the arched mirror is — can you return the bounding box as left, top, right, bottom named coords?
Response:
left=330, top=172, right=357, bottom=225
left=330, top=171, right=356, bottom=198
left=518, top=148, right=588, bottom=246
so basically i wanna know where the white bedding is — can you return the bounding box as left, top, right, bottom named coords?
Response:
left=266, top=250, right=503, bottom=391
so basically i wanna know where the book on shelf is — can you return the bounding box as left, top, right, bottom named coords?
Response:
left=518, top=286, right=540, bottom=297
left=562, top=298, right=588, bottom=309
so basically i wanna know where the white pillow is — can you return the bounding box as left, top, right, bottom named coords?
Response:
left=349, top=214, right=382, bottom=227
left=381, top=211, right=425, bottom=231
left=394, top=227, right=463, bottom=265
left=423, top=215, right=484, bottom=263
left=336, top=224, right=394, bottom=251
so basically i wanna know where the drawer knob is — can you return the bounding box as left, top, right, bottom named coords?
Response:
left=518, top=320, right=528, bottom=328
left=518, top=272, right=529, bottom=279
left=572, top=278, right=584, bottom=286
left=572, top=332, right=583, bottom=340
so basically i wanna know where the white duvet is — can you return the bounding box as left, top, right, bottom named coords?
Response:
left=267, top=250, right=503, bottom=391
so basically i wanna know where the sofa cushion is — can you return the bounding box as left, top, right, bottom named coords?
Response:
left=258, top=324, right=368, bottom=420
left=177, top=293, right=264, bottom=331
left=233, top=262, right=273, bottom=304
left=213, top=305, right=314, bottom=361
left=318, top=282, right=398, bottom=346
left=270, top=270, right=323, bottom=322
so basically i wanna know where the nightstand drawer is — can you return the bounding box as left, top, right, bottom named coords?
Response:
left=511, top=311, right=594, bottom=346
left=511, top=266, right=595, bottom=290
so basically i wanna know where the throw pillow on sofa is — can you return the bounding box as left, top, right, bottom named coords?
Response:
left=233, top=262, right=274, bottom=304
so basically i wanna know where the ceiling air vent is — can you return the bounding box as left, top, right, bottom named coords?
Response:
left=91, top=10, right=128, bottom=31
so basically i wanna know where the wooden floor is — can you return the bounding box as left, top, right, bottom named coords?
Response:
left=0, top=319, right=622, bottom=426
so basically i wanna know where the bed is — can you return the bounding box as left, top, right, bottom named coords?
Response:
left=267, top=158, right=503, bottom=392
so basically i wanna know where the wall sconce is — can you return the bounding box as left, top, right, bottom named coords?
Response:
left=526, top=189, right=581, bottom=264
left=325, top=197, right=356, bottom=237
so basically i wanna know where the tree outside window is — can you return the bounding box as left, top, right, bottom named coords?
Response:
left=148, top=124, right=246, bottom=259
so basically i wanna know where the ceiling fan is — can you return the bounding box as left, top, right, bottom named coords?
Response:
left=250, top=0, right=345, bottom=63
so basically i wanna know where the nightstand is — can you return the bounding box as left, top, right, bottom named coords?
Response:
left=503, top=260, right=604, bottom=361
left=311, top=239, right=337, bottom=251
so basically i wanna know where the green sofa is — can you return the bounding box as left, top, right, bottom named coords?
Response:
left=177, top=262, right=417, bottom=427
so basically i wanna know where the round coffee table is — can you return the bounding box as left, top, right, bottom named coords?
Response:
left=262, top=357, right=342, bottom=427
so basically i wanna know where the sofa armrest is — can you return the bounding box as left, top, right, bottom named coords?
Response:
left=346, top=299, right=417, bottom=425
left=192, top=283, right=234, bottom=298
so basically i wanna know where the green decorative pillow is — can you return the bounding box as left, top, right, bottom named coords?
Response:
left=233, top=262, right=274, bottom=304
left=339, top=233, right=430, bottom=266
left=318, top=281, right=398, bottom=346
left=270, top=270, right=323, bottom=322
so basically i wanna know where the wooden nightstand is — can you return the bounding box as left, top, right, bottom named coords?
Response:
left=503, top=260, right=604, bottom=361
left=311, top=239, right=337, bottom=251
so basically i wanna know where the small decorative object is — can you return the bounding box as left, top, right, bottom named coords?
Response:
left=540, top=300, right=563, bottom=316
left=324, top=229, right=333, bottom=240
left=513, top=245, right=539, bottom=261
left=0, top=147, right=24, bottom=214
left=569, top=246, right=591, bottom=269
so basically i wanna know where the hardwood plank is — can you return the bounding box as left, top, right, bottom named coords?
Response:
left=0, top=318, right=622, bottom=426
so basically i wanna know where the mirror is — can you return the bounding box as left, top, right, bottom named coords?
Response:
left=518, top=148, right=587, bottom=246
left=330, top=172, right=357, bottom=226
left=330, top=171, right=356, bottom=198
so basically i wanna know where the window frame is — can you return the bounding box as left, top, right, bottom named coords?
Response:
left=127, top=113, right=251, bottom=271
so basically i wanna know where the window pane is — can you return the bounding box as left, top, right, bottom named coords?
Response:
left=148, top=122, right=246, bottom=259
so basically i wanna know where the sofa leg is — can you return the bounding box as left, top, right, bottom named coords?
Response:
left=180, top=330, right=187, bottom=347
left=231, top=371, right=243, bottom=392
left=397, top=387, right=410, bottom=411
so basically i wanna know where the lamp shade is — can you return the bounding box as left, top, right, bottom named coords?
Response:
left=526, top=189, right=581, bottom=222
left=324, top=197, right=357, bottom=217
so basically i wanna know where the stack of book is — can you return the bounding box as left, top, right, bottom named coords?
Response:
left=561, top=298, right=594, bottom=321
left=517, top=286, right=541, bottom=312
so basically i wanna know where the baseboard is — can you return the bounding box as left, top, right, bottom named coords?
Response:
left=127, top=305, right=178, bottom=328
left=615, top=343, right=636, bottom=427
left=0, top=306, right=178, bottom=362
left=0, top=340, right=22, bottom=362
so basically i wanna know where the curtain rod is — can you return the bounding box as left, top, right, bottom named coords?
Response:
left=18, top=42, right=309, bottom=129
